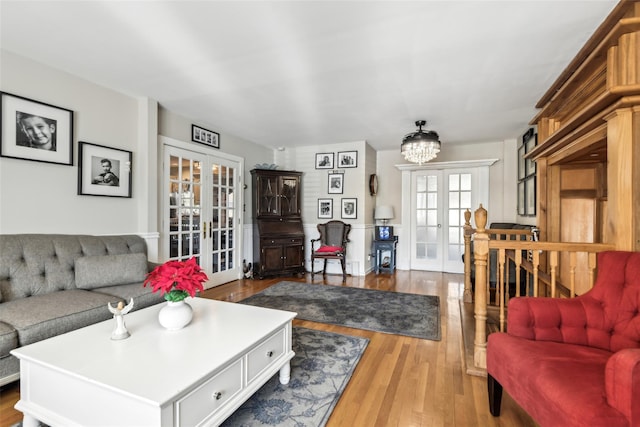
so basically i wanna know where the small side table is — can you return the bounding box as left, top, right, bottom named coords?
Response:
left=373, top=236, right=398, bottom=274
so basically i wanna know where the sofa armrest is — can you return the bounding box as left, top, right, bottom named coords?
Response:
left=507, top=296, right=590, bottom=345
left=605, top=348, right=640, bottom=424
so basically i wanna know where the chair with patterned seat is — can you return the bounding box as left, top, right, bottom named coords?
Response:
left=310, top=220, right=351, bottom=281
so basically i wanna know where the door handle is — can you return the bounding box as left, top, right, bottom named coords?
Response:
left=203, top=221, right=207, bottom=239
left=209, top=221, right=212, bottom=238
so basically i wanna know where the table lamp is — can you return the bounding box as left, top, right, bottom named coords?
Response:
left=374, top=205, right=394, bottom=225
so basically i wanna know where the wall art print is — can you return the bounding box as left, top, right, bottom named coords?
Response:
left=0, top=91, right=73, bottom=166
left=78, top=141, right=132, bottom=198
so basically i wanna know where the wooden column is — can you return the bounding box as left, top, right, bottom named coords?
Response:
left=473, top=204, right=489, bottom=370
left=604, top=107, right=640, bottom=251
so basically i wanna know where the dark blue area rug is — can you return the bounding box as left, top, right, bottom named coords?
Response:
left=239, top=281, right=441, bottom=340
left=11, top=327, right=368, bottom=427
left=221, top=327, right=368, bottom=426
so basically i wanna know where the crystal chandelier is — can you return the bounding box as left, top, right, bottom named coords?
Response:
left=401, top=120, right=441, bottom=165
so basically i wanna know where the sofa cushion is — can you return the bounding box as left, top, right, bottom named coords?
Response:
left=75, top=253, right=148, bottom=289
left=93, top=282, right=165, bottom=310
left=0, top=321, right=17, bottom=359
left=0, top=290, right=119, bottom=346
left=488, top=333, right=627, bottom=426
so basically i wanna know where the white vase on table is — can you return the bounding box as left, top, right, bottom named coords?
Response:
left=158, top=300, right=193, bottom=330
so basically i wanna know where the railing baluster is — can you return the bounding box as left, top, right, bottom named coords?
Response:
left=498, top=248, right=506, bottom=332
left=550, top=251, right=558, bottom=297
left=570, top=252, right=577, bottom=298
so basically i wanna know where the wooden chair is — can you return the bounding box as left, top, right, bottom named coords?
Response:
left=311, top=220, right=351, bottom=281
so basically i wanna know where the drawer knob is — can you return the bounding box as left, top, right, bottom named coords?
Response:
left=266, top=350, right=274, bottom=357
left=213, top=391, right=223, bottom=400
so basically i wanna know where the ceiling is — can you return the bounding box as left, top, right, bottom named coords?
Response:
left=0, top=1, right=618, bottom=152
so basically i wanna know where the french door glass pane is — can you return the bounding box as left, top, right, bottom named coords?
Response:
left=168, top=155, right=202, bottom=261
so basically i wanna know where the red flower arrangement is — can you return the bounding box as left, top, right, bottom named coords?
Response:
left=144, top=257, right=208, bottom=302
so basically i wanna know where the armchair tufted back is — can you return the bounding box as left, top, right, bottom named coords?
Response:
left=0, top=234, right=147, bottom=302
left=508, top=251, right=640, bottom=352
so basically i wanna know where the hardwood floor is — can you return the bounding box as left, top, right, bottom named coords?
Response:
left=0, top=271, right=537, bottom=426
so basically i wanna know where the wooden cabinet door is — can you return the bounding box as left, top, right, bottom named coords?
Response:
left=283, top=242, right=303, bottom=270
left=261, top=243, right=283, bottom=273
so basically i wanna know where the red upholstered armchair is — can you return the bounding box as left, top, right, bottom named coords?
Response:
left=311, top=220, right=351, bottom=281
left=487, top=251, right=640, bottom=427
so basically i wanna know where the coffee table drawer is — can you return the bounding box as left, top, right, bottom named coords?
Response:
left=247, top=328, right=286, bottom=383
left=176, top=359, right=243, bottom=426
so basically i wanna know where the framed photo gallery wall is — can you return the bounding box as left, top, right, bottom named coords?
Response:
left=314, top=150, right=359, bottom=219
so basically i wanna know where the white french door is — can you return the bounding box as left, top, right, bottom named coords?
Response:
left=410, top=168, right=480, bottom=273
left=163, top=145, right=242, bottom=287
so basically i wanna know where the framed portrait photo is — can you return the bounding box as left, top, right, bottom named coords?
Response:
left=328, top=173, right=344, bottom=194
left=318, top=198, right=333, bottom=219
left=315, top=152, right=334, bottom=169
left=525, top=176, right=536, bottom=216
left=337, top=151, right=357, bottom=168
left=341, top=198, right=357, bottom=219
left=191, top=124, right=220, bottom=149
left=78, top=141, right=132, bottom=198
left=0, top=92, right=73, bottom=166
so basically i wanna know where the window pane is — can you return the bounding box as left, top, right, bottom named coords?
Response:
left=416, top=193, right=426, bottom=208
left=427, top=210, right=437, bottom=225
left=449, top=174, right=459, bottom=191
left=427, top=193, right=437, bottom=208
left=449, top=210, right=459, bottom=226
left=416, top=176, right=426, bottom=192
left=461, top=174, right=471, bottom=191
left=461, top=191, right=471, bottom=208
left=449, top=192, right=459, bottom=208
left=427, top=176, right=437, bottom=191
left=416, top=210, right=426, bottom=226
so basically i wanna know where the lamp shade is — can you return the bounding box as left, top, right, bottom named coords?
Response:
left=374, top=205, right=395, bottom=221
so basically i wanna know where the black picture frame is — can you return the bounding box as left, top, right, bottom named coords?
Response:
left=525, top=176, right=536, bottom=216
left=0, top=91, right=73, bottom=166
left=191, top=124, right=220, bottom=149
left=337, top=151, right=357, bottom=168
left=518, top=181, right=525, bottom=215
left=518, top=145, right=526, bottom=180
left=78, top=141, right=132, bottom=198
left=315, top=152, right=334, bottom=169
left=328, top=173, right=343, bottom=194
left=318, top=198, right=333, bottom=219
left=524, top=129, right=537, bottom=177
left=341, top=198, right=357, bottom=219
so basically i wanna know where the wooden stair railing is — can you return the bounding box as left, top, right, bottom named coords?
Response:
left=464, top=205, right=615, bottom=371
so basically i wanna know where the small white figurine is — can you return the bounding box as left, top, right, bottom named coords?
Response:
left=108, top=298, right=134, bottom=340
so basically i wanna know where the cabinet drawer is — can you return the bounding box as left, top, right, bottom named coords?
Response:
left=176, top=359, right=242, bottom=427
left=247, top=328, right=285, bottom=383
left=264, top=238, right=302, bottom=245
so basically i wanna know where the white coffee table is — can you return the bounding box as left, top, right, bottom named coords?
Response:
left=11, top=297, right=296, bottom=427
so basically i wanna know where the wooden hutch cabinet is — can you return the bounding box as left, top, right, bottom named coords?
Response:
left=250, top=169, right=305, bottom=279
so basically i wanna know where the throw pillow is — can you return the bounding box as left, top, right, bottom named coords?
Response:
left=75, top=253, right=148, bottom=289
left=316, top=245, right=343, bottom=253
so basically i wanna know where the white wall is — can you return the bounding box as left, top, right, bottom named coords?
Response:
left=0, top=51, right=146, bottom=235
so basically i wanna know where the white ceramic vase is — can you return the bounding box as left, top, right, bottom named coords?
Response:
left=158, top=300, right=193, bottom=330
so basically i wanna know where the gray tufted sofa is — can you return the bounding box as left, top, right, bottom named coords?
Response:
left=0, top=234, right=165, bottom=386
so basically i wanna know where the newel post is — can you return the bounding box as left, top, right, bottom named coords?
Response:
left=463, top=209, right=473, bottom=303
left=473, top=204, right=489, bottom=369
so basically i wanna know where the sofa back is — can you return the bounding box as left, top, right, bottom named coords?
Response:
left=583, top=251, right=640, bottom=352
left=0, top=234, right=147, bottom=303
